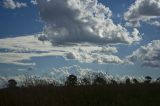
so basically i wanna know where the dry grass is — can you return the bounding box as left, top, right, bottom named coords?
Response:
left=0, top=83, right=160, bottom=106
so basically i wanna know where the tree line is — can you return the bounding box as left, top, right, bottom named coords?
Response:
left=6, top=73, right=160, bottom=88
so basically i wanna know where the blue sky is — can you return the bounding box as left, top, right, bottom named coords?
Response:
left=0, top=0, right=160, bottom=79
left=0, top=1, right=42, bottom=38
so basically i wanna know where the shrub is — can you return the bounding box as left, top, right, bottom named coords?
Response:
left=81, top=78, right=91, bottom=85
left=144, top=76, right=152, bottom=84
left=93, top=73, right=106, bottom=85
left=125, top=78, right=131, bottom=85
left=65, top=75, right=77, bottom=86
left=132, top=78, right=139, bottom=84
left=8, top=79, right=17, bottom=88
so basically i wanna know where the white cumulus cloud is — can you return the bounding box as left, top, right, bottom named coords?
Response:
left=3, top=0, right=27, bottom=9
left=0, top=0, right=143, bottom=66
left=65, top=47, right=125, bottom=64
left=37, top=0, right=141, bottom=45
left=127, top=40, right=160, bottom=68
left=124, top=0, right=160, bottom=27
left=31, top=0, right=37, bottom=5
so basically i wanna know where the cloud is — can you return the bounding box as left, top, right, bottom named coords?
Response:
left=0, top=35, right=125, bottom=65
left=148, top=19, right=160, bottom=27
left=0, top=0, right=142, bottom=66
left=0, top=65, right=149, bottom=88
left=48, top=65, right=96, bottom=79
left=127, top=40, right=160, bottom=68
left=0, top=65, right=101, bottom=88
left=65, top=47, right=125, bottom=64
left=37, top=0, right=141, bottom=45
left=31, top=0, right=37, bottom=5
left=3, top=0, right=27, bottom=9
left=0, top=35, right=65, bottom=65
left=124, top=0, right=160, bottom=27
left=91, top=46, right=118, bottom=54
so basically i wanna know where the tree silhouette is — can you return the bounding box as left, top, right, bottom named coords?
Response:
left=156, top=77, right=160, bottom=83
left=125, top=78, right=131, bottom=85
left=144, top=76, right=152, bottom=84
left=65, top=75, right=77, bottom=86
left=8, top=79, right=17, bottom=88
left=110, top=79, right=117, bottom=85
left=93, top=73, right=106, bottom=85
left=81, top=78, right=90, bottom=85
left=132, top=78, right=138, bottom=84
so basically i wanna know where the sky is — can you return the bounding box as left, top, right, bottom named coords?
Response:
left=0, top=0, right=160, bottom=80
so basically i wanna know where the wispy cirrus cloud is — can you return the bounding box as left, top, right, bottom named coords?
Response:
left=0, top=35, right=64, bottom=66
left=0, top=35, right=125, bottom=65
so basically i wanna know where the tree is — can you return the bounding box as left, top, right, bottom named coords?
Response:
left=144, top=76, right=152, bottom=84
left=156, top=77, right=160, bottom=83
left=81, top=78, right=90, bottom=85
left=65, top=75, right=77, bottom=86
left=8, top=79, right=17, bottom=88
left=110, top=79, right=117, bottom=85
left=93, top=73, right=106, bottom=85
left=125, top=78, right=131, bottom=85
left=133, top=78, right=138, bottom=84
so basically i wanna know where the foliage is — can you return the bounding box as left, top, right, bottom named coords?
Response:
left=8, top=79, right=17, bottom=88
left=93, top=73, right=106, bottom=85
left=125, top=78, right=131, bottom=85
left=65, top=75, right=77, bottom=86
left=132, top=78, right=139, bottom=84
left=144, top=76, right=152, bottom=84
left=0, top=74, right=160, bottom=106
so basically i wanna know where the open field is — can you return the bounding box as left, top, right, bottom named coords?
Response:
left=0, top=83, right=160, bottom=106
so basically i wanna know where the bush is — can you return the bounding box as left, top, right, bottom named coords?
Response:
left=132, top=78, right=139, bottom=84
left=81, top=78, right=91, bottom=85
left=125, top=78, right=131, bottom=85
left=144, top=76, right=152, bottom=84
left=8, top=79, right=17, bottom=88
left=65, top=75, right=77, bottom=86
left=93, top=73, right=106, bottom=85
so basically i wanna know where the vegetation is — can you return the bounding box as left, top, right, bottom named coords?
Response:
left=65, top=75, right=77, bottom=86
left=7, top=79, right=17, bottom=88
left=0, top=74, right=160, bottom=106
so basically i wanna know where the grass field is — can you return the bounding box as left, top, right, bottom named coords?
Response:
left=1, top=83, right=160, bottom=106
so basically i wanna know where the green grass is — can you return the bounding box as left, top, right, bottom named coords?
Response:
left=1, top=84, right=160, bottom=106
